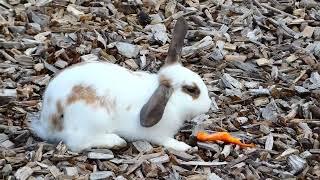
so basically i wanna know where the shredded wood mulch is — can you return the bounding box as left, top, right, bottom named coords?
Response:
left=1, top=0, right=320, bottom=179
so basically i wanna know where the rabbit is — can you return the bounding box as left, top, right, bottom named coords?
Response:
left=30, top=17, right=212, bottom=152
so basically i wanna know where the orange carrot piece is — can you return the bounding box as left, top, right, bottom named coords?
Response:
left=196, top=131, right=255, bottom=148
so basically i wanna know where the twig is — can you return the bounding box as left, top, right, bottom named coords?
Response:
left=292, top=69, right=307, bottom=84
left=148, top=46, right=168, bottom=53
left=253, top=0, right=297, bottom=19
left=0, top=49, right=17, bottom=63
left=251, top=0, right=262, bottom=9
left=162, top=10, right=197, bottom=24
left=289, top=119, right=320, bottom=125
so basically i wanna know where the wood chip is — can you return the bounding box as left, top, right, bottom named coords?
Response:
left=54, top=59, right=68, bottom=69
left=302, top=26, right=315, bottom=38
left=288, top=155, right=307, bottom=175
left=48, top=165, right=63, bottom=178
left=168, top=149, right=195, bottom=161
left=221, top=73, right=243, bottom=89
left=208, top=173, right=223, bottom=180
left=90, top=171, right=114, bottom=180
left=88, top=152, right=114, bottom=160
left=124, top=59, right=139, bottom=70
left=221, top=144, right=232, bottom=158
left=224, top=43, right=237, bottom=51
left=114, top=42, right=140, bottom=58
left=63, top=167, right=78, bottom=176
left=197, top=142, right=222, bottom=154
left=286, top=54, right=298, bottom=63
left=224, top=55, right=247, bottom=62
left=34, top=143, right=43, bottom=162
left=34, top=63, right=45, bottom=72
left=1, top=140, right=15, bottom=149
left=180, top=161, right=228, bottom=166
left=254, top=97, right=270, bottom=107
left=1, top=164, right=12, bottom=177
left=80, top=54, right=99, bottom=62
left=149, top=154, right=170, bottom=164
left=132, top=141, right=153, bottom=153
left=67, top=4, right=84, bottom=18
left=265, top=133, right=274, bottom=150
left=276, top=148, right=299, bottom=160
left=141, top=161, right=159, bottom=178
left=309, top=149, right=320, bottom=154
left=0, top=88, right=17, bottom=105
left=256, top=58, right=272, bottom=66
left=14, top=166, right=33, bottom=180
left=0, top=133, right=9, bottom=143
left=182, top=36, right=214, bottom=57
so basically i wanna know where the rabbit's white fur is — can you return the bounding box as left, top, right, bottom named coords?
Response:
left=31, top=62, right=211, bottom=152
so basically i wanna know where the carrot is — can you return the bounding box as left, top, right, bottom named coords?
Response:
left=196, top=131, right=255, bottom=148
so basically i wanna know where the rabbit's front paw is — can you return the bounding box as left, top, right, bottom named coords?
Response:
left=163, top=138, right=191, bottom=152
left=110, top=135, right=127, bottom=149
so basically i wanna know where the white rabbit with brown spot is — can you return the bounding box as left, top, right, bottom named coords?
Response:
left=31, top=17, right=212, bottom=152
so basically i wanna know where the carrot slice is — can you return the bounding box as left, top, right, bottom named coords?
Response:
left=196, top=131, right=255, bottom=148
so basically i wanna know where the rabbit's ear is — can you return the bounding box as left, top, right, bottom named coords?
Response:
left=165, top=17, right=188, bottom=65
left=140, top=81, right=173, bottom=127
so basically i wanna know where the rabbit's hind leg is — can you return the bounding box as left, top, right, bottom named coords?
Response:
left=66, top=133, right=127, bottom=152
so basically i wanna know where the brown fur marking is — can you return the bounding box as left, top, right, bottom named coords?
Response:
left=159, top=75, right=172, bottom=87
left=66, top=84, right=116, bottom=114
left=51, top=100, right=64, bottom=131
left=182, top=82, right=200, bottom=100
left=66, top=85, right=97, bottom=105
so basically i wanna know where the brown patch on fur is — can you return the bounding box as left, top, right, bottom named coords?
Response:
left=67, top=85, right=97, bottom=105
left=182, top=82, right=200, bottom=100
left=159, top=75, right=172, bottom=87
left=51, top=100, right=64, bottom=131
left=66, top=84, right=116, bottom=113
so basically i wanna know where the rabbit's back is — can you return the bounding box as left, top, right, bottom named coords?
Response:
left=35, top=62, right=158, bottom=142
left=45, top=62, right=157, bottom=104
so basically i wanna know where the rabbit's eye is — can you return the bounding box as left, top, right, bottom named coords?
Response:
left=182, top=84, right=200, bottom=99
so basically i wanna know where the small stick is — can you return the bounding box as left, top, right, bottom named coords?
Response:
left=0, top=49, right=17, bottom=63
left=289, top=119, right=320, bottom=124
left=253, top=0, right=297, bottom=19
left=148, top=46, right=168, bottom=53
left=292, top=70, right=307, bottom=84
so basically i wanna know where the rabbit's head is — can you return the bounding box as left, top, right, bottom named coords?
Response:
left=140, top=17, right=212, bottom=127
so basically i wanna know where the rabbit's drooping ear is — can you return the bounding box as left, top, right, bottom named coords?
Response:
left=140, top=81, right=173, bottom=127
left=139, top=17, right=188, bottom=127
left=165, top=17, right=188, bottom=65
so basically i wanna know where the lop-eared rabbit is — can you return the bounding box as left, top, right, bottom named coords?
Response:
left=31, top=17, right=212, bottom=152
